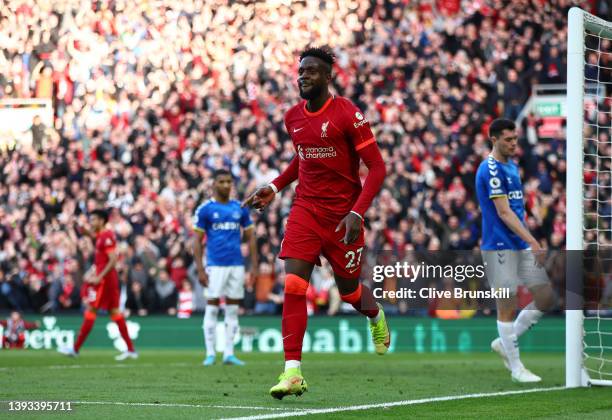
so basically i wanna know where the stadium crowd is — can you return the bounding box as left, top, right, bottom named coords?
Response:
left=0, top=0, right=610, bottom=315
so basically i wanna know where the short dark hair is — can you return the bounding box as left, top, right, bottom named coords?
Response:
left=213, top=168, right=231, bottom=179
left=300, top=47, right=336, bottom=72
left=488, top=118, right=516, bottom=139
left=90, top=208, right=109, bottom=223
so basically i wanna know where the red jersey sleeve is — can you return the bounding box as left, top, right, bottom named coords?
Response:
left=101, top=231, right=117, bottom=253
left=339, top=99, right=376, bottom=151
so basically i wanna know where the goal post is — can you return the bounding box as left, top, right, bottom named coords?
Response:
left=566, top=7, right=612, bottom=388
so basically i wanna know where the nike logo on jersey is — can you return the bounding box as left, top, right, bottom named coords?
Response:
left=293, top=127, right=304, bottom=133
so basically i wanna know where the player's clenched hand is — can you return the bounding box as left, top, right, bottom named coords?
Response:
left=197, top=269, right=209, bottom=287
left=87, top=276, right=101, bottom=285
left=242, top=185, right=275, bottom=210
left=336, top=212, right=362, bottom=245
left=530, top=242, right=547, bottom=267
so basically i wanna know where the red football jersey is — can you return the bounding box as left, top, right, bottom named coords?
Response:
left=95, top=229, right=118, bottom=281
left=284, top=95, right=375, bottom=218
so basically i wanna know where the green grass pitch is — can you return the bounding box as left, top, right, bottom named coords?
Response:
left=1, top=351, right=611, bottom=419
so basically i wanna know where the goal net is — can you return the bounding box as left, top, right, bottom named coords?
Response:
left=566, top=7, right=612, bottom=387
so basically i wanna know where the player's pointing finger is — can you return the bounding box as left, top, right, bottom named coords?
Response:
left=335, top=220, right=344, bottom=233
left=242, top=193, right=256, bottom=208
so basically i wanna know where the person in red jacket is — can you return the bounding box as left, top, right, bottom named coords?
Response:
left=1, top=311, right=39, bottom=349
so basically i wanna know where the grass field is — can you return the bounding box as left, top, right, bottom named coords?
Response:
left=1, top=350, right=611, bottom=419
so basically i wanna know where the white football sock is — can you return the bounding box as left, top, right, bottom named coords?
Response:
left=223, top=304, right=239, bottom=359
left=285, top=360, right=301, bottom=371
left=203, top=305, right=219, bottom=357
left=514, top=302, right=544, bottom=337
left=497, top=321, right=523, bottom=373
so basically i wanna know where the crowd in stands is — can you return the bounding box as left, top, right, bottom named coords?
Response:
left=0, top=0, right=609, bottom=316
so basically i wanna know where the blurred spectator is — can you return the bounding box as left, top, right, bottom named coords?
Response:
left=30, top=115, right=47, bottom=155
left=126, top=280, right=153, bottom=317
left=155, top=270, right=177, bottom=316
left=1, top=311, right=39, bottom=349
left=177, top=279, right=194, bottom=319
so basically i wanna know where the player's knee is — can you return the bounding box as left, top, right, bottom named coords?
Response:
left=284, top=273, right=309, bottom=295
left=205, top=304, right=219, bottom=316
left=533, top=286, right=554, bottom=311
left=285, top=259, right=314, bottom=280
left=224, top=304, right=239, bottom=320
left=84, top=310, right=97, bottom=321
left=110, top=312, right=124, bottom=322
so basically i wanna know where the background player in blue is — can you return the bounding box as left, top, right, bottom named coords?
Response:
left=476, top=118, right=554, bottom=383
left=192, top=169, right=257, bottom=366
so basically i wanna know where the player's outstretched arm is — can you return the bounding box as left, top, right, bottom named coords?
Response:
left=492, top=196, right=546, bottom=265
left=242, top=185, right=276, bottom=210
left=243, top=156, right=299, bottom=210
left=243, top=226, right=258, bottom=288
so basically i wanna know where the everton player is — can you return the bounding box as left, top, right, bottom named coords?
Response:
left=193, top=169, right=257, bottom=366
left=476, top=118, right=553, bottom=383
left=59, top=209, right=137, bottom=360
left=244, top=47, right=388, bottom=399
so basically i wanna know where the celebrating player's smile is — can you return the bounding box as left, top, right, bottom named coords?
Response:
left=244, top=47, right=388, bottom=399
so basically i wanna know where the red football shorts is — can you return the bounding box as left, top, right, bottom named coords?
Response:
left=279, top=203, right=365, bottom=279
left=93, top=275, right=120, bottom=311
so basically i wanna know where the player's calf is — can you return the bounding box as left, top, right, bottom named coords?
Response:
left=339, top=284, right=390, bottom=354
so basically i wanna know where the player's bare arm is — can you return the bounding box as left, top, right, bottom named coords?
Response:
left=91, top=249, right=119, bottom=284
left=336, top=142, right=386, bottom=244
left=243, top=157, right=299, bottom=210
left=243, top=225, right=258, bottom=287
left=492, top=196, right=546, bottom=265
left=193, top=229, right=208, bottom=287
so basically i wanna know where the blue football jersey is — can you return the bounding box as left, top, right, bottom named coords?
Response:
left=476, top=155, right=529, bottom=250
left=192, top=199, right=253, bottom=266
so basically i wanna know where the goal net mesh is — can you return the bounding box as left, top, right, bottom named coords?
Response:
left=580, top=12, right=612, bottom=384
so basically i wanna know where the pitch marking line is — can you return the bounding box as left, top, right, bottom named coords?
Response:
left=0, top=362, right=193, bottom=371
left=219, top=386, right=567, bottom=419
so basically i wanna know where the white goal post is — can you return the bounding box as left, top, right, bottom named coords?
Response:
left=566, top=7, right=612, bottom=388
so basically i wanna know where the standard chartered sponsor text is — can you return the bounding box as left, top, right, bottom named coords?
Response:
left=305, top=146, right=337, bottom=159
